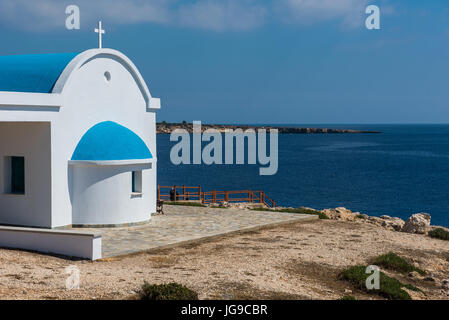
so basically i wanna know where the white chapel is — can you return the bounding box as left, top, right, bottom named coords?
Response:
left=0, top=44, right=160, bottom=229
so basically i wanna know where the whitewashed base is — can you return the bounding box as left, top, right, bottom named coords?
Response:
left=0, top=226, right=101, bottom=260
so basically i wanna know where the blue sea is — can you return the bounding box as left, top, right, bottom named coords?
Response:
left=157, top=125, right=449, bottom=227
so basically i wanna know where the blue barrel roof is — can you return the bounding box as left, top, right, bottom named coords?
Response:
left=0, top=52, right=79, bottom=93
left=71, top=121, right=153, bottom=161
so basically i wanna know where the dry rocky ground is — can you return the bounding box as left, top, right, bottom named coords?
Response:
left=0, top=218, right=448, bottom=300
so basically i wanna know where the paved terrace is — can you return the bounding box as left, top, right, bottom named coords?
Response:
left=73, top=205, right=318, bottom=258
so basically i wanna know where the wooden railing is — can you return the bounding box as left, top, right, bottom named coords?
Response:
left=158, top=185, right=276, bottom=208
left=158, top=185, right=202, bottom=201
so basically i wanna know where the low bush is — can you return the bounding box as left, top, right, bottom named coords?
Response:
left=428, top=228, right=449, bottom=241
left=340, top=265, right=420, bottom=300
left=251, top=207, right=329, bottom=219
left=209, top=205, right=229, bottom=209
left=140, top=282, right=199, bottom=300
left=373, top=252, right=425, bottom=275
left=339, top=295, right=357, bottom=300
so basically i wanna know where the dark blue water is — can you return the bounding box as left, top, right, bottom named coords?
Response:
left=157, top=125, right=449, bottom=227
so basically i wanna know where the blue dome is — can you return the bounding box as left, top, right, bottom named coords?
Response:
left=71, top=121, right=153, bottom=161
left=0, top=52, right=79, bottom=93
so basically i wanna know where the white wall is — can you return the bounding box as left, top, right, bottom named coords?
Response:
left=51, top=51, right=157, bottom=227
left=71, top=163, right=153, bottom=226
left=0, top=226, right=101, bottom=260
left=0, top=122, right=52, bottom=228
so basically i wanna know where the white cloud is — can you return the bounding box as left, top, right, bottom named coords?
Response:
left=275, top=0, right=371, bottom=28
left=0, top=0, right=63, bottom=31
left=0, top=0, right=266, bottom=32
left=0, top=0, right=172, bottom=31
left=176, top=1, right=267, bottom=31
left=0, top=0, right=388, bottom=32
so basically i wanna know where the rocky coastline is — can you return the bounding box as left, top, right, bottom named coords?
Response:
left=318, top=207, right=448, bottom=235
left=157, top=122, right=381, bottom=134
left=212, top=201, right=448, bottom=236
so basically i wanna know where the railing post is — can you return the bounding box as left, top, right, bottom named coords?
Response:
left=259, top=191, right=263, bottom=204
left=183, top=185, right=186, bottom=200
left=199, top=185, right=201, bottom=201
left=213, top=190, right=216, bottom=204
left=174, top=185, right=177, bottom=202
left=157, top=185, right=160, bottom=201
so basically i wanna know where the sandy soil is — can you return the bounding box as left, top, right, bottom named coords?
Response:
left=0, top=219, right=448, bottom=300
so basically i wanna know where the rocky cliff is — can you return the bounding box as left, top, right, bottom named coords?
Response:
left=156, top=122, right=380, bottom=134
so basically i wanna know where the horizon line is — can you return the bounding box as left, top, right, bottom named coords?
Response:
left=157, top=122, right=449, bottom=125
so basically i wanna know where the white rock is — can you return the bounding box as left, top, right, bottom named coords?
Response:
left=381, top=217, right=405, bottom=232
left=321, top=207, right=357, bottom=221
left=402, top=213, right=431, bottom=234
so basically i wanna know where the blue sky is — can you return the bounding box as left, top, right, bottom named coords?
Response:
left=0, top=0, right=448, bottom=124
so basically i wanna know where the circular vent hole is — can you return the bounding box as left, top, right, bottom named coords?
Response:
left=104, top=71, right=111, bottom=82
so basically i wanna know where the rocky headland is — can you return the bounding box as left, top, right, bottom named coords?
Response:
left=318, top=207, right=446, bottom=235
left=157, top=122, right=381, bottom=134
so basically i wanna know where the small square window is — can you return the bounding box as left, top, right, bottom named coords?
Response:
left=4, top=156, right=25, bottom=195
left=132, top=171, right=142, bottom=194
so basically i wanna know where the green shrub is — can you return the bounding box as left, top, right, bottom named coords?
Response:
left=140, top=282, right=199, bottom=300
left=340, top=266, right=416, bottom=300
left=403, top=283, right=422, bottom=292
left=316, top=212, right=329, bottom=220
left=428, top=228, right=449, bottom=241
left=165, top=201, right=206, bottom=207
left=278, top=207, right=318, bottom=215
left=373, top=252, right=425, bottom=275
left=250, top=207, right=277, bottom=212
left=251, top=207, right=329, bottom=219
left=339, top=295, right=357, bottom=300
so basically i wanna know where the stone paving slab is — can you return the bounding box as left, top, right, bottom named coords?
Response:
left=72, top=205, right=318, bottom=258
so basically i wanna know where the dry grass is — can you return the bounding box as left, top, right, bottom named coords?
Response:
left=147, top=256, right=179, bottom=269
left=0, top=219, right=448, bottom=300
